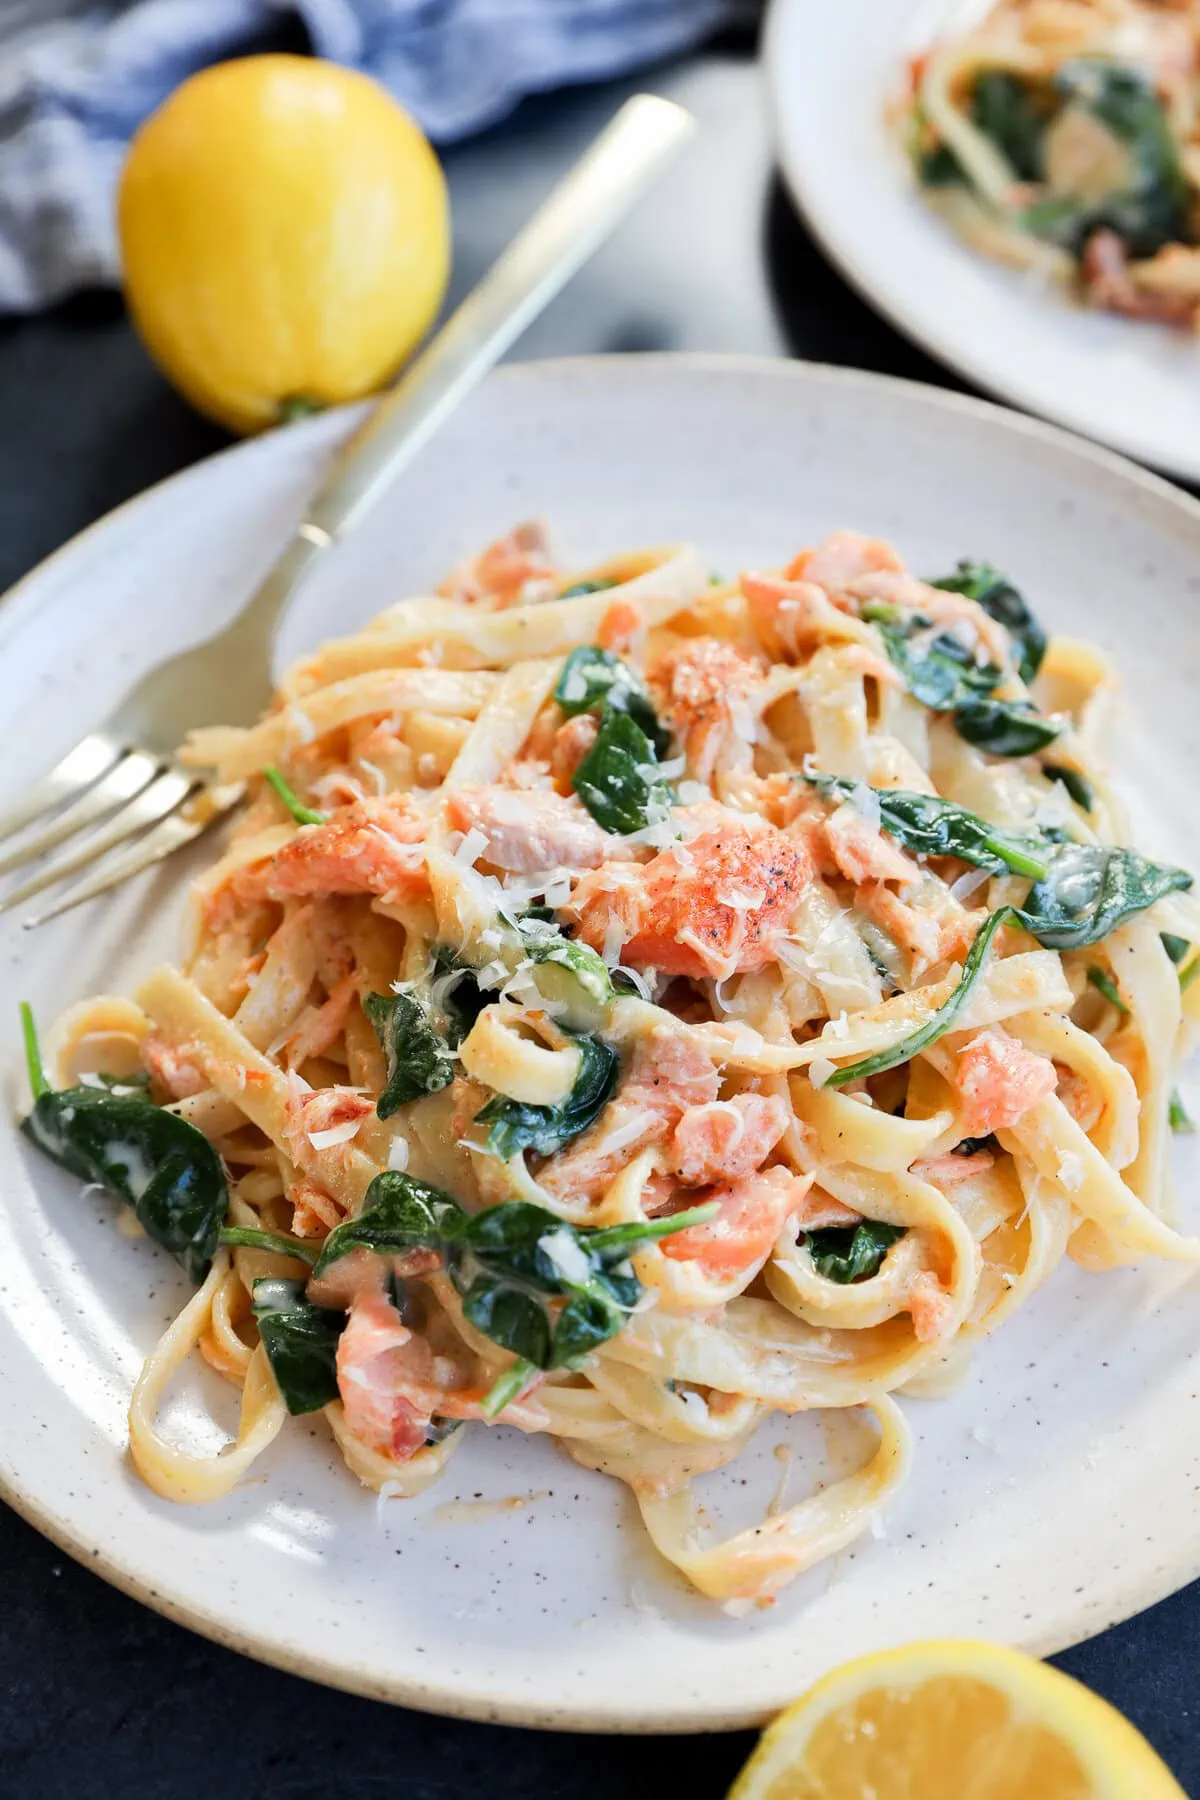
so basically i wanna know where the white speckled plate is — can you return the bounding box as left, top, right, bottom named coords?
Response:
left=1, top=356, right=1199, bottom=1731
left=764, top=0, right=1200, bottom=483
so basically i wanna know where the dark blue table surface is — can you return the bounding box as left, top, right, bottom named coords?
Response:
left=0, top=28, right=1196, bottom=1800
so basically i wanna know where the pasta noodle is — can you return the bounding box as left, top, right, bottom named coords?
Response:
left=900, top=0, right=1200, bottom=332
left=17, top=519, right=1199, bottom=1609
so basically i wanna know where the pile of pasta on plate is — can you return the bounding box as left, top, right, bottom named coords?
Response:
left=902, top=0, right=1200, bottom=331
left=19, top=519, right=1200, bottom=1606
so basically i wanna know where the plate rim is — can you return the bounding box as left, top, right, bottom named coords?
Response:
left=5, top=350, right=1200, bottom=1732
left=760, top=0, right=1200, bottom=484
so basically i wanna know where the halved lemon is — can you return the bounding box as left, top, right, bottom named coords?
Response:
left=730, top=1640, right=1185, bottom=1800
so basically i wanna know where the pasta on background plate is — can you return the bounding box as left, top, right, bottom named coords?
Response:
left=901, top=0, right=1200, bottom=332
left=17, top=517, right=1200, bottom=1608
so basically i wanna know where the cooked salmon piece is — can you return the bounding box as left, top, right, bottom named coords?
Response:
left=741, top=573, right=831, bottom=661
left=444, top=785, right=629, bottom=873
left=439, top=521, right=556, bottom=609
left=550, top=713, right=599, bottom=791
left=907, top=1269, right=954, bottom=1342
left=282, top=1084, right=375, bottom=1165
left=659, top=1165, right=812, bottom=1284
left=954, top=1028, right=1058, bottom=1138
left=596, top=598, right=644, bottom=654
left=825, top=802, right=920, bottom=886
left=790, top=530, right=905, bottom=593
left=539, top=1030, right=719, bottom=1206
left=670, top=1093, right=789, bottom=1187
left=647, top=637, right=766, bottom=781
left=572, top=818, right=812, bottom=980
left=220, top=795, right=427, bottom=918
left=142, top=1033, right=207, bottom=1100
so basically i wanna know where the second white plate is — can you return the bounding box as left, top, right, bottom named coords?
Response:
left=764, top=0, right=1200, bottom=482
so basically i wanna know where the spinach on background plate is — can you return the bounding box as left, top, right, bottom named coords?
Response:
left=807, top=1221, right=905, bottom=1284
left=1024, top=59, right=1188, bottom=260
left=475, top=1033, right=618, bottom=1161
left=804, top=773, right=1052, bottom=880
left=252, top=1277, right=345, bottom=1414
left=363, top=989, right=454, bottom=1117
left=19, top=1003, right=226, bottom=1284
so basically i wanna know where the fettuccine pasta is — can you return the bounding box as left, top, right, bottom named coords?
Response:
left=18, top=519, right=1200, bottom=1608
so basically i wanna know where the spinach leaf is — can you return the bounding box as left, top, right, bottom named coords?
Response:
left=806, top=1221, right=905, bottom=1283
left=262, top=765, right=328, bottom=826
left=310, top=1170, right=716, bottom=1387
left=363, top=989, right=454, bottom=1117
left=825, top=908, right=1014, bottom=1088
left=1016, top=844, right=1193, bottom=951
left=1169, top=1090, right=1194, bottom=1134
left=252, top=1277, right=344, bottom=1414
left=571, top=708, right=672, bottom=837
left=929, top=559, right=1047, bottom=683
left=953, top=697, right=1063, bottom=756
left=558, top=578, right=617, bottom=599
left=1162, top=932, right=1191, bottom=966
left=868, top=608, right=1060, bottom=756
left=970, top=71, right=1046, bottom=183
left=869, top=611, right=1001, bottom=709
left=1044, top=764, right=1095, bottom=812
left=1026, top=60, right=1188, bottom=258
left=19, top=1003, right=225, bottom=1284
left=431, top=948, right=488, bottom=1047
left=805, top=773, right=1051, bottom=879
left=311, top=1171, right=462, bottom=1280
left=475, top=1034, right=618, bottom=1160
left=219, top=1225, right=318, bottom=1263
left=554, top=645, right=669, bottom=754
left=954, top=1133, right=999, bottom=1156
left=1087, top=966, right=1128, bottom=1013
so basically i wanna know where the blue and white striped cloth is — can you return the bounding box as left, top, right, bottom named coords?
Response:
left=0, top=0, right=743, bottom=312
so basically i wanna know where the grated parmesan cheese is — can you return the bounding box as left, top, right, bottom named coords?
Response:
left=387, top=1135, right=410, bottom=1172
left=453, top=827, right=489, bottom=868
left=808, top=1057, right=837, bottom=1089
left=1057, top=1150, right=1085, bottom=1192
left=308, top=1119, right=363, bottom=1150
left=538, top=1227, right=594, bottom=1287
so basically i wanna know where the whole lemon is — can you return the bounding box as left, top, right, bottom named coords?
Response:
left=118, top=54, right=450, bottom=434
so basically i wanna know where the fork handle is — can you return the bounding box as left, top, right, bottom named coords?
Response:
left=241, top=92, right=693, bottom=638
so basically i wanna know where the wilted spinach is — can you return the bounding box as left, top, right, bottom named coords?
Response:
left=866, top=606, right=1060, bottom=756
left=571, top=708, right=673, bottom=836
left=1169, top=1090, right=1194, bottom=1134
left=262, top=765, right=328, bottom=827
left=252, top=1277, right=345, bottom=1413
left=1016, top=844, right=1193, bottom=951
left=19, top=1003, right=225, bottom=1284
left=554, top=645, right=669, bottom=753
left=1024, top=60, right=1188, bottom=258
left=805, top=773, right=1052, bottom=879
left=431, top=947, right=488, bottom=1047
left=807, top=1220, right=905, bottom=1284
left=363, top=989, right=454, bottom=1117
left=310, top=1172, right=716, bottom=1399
left=1086, top=966, right=1128, bottom=1013
left=824, top=907, right=1014, bottom=1087
left=220, top=1225, right=318, bottom=1263
left=971, top=71, right=1047, bottom=183
left=555, top=645, right=673, bottom=833
left=558, top=578, right=617, bottom=599
left=475, top=1033, right=618, bottom=1160
left=928, top=559, right=1047, bottom=684
left=1044, top=764, right=1095, bottom=812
